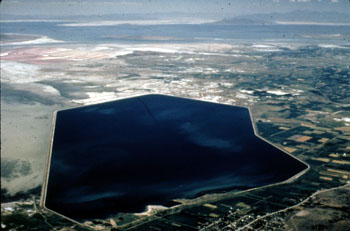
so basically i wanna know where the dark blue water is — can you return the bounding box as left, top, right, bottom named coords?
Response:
left=2, top=21, right=350, bottom=45
left=45, top=95, right=307, bottom=220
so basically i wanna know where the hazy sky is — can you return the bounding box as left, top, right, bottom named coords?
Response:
left=1, top=0, right=350, bottom=17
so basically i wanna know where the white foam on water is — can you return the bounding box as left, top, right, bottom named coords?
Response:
left=3, top=36, right=63, bottom=46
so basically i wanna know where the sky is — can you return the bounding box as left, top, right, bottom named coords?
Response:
left=1, top=0, right=350, bottom=18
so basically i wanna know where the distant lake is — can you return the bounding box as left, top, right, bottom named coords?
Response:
left=1, top=21, right=349, bottom=45
left=44, top=94, right=307, bottom=220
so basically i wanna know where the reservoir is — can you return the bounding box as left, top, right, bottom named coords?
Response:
left=44, top=94, right=307, bottom=220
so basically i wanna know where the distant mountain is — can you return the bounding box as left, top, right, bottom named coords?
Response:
left=2, top=10, right=349, bottom=25
left=213, top=10, right=350, bottom=25
left=0, top=13, right=159, bottom=21
left=0, top=12, right=219, bottom=21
